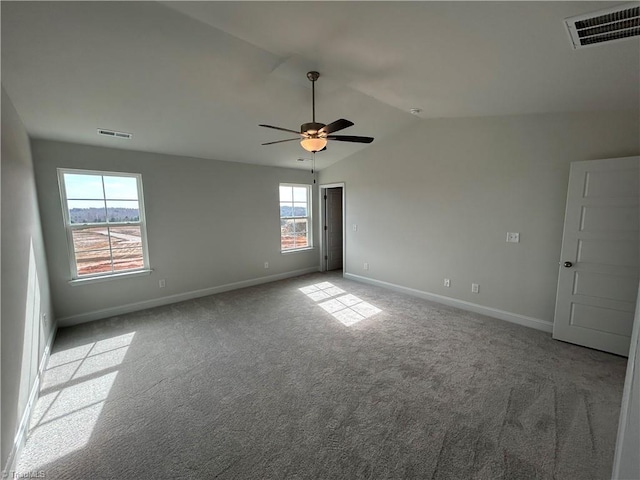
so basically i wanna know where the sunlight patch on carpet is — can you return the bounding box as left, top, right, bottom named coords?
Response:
left=19, top=332, right=135, bottom=470
left=300, top=282, right=381, bottom=326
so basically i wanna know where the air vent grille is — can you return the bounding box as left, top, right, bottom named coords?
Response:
left=565, top=3, right=640, bottom=49
left=97, top=128, right=132, bottom=139
left=574, top=6, right=639, bottom=29
left=581, top=26, right=640, bottom=45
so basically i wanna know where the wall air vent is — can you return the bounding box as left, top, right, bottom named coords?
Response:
left=565, top=3, right=640, bottom=49
left=97, top=128, right=132, bottom=139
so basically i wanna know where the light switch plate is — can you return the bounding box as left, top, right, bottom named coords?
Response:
left=506, top=232, right=520, bottom=243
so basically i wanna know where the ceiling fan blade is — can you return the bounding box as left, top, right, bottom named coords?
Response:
left=259, top=124, right=302, bottom=135
left=261, top=138, right=301, bottom=146
left=327, top=135, right=374, bottom=144
left=319, top=118, right=354, bottom=135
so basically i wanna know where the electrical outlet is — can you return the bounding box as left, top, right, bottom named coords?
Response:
left=506, top=232, right=520, bottom=243
left=159, top=279, right=166, bottom=288
left=353, top=224, right=358, bottom=232
left=471, top=283, right=479, bottom=293
left=264, top=262, right=269, bottom=269
left=42, top=313, right=48, bottom=323
left=363, top=262, right=369, bottom=271
left=444, top=278, right=451, bottom=287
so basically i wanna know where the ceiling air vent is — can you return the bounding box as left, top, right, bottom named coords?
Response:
left=564, top=3, right=640, bottom=49
left=97, top=128, right=132, bottom=139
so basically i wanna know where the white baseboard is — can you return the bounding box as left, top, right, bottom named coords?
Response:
left=344, top=273, right=553, bottom=333
left=58, top=266, right=320, bottom=327
left=2, top=323, right=57, bottom=478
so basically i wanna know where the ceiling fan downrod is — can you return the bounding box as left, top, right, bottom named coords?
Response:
left=307, top=71, right=319, bottom=123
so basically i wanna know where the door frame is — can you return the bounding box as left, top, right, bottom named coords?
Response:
left=319, top=182, right=346, bottom=273
left=612, top=284, right=640, bottom=479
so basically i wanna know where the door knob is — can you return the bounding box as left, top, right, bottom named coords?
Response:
left=563, top=261, right=573, bottom=268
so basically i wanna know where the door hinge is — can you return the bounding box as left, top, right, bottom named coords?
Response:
left=324, top=225, right=328, bottom=231
left=324, top=195, right=327, bottom=200
left=324, top=255, right=328, bottom=260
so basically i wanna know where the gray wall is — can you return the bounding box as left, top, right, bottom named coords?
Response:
left=319, top=111, right=639, bottom=323
left=1, top=88, right=54, bottom=470
left=31, top=140, right=319, bottom=325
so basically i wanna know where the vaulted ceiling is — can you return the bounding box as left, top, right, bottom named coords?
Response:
left=2, top=1, right=638, bottom=170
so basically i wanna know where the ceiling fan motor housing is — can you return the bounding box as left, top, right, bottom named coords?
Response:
left=301, top=122, right=326, bottom=135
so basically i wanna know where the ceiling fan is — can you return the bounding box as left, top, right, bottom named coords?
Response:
left=260, top=71, right=374, bottom=153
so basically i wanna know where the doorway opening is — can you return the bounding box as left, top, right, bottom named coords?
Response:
left=319, top=183, right=345, bottom=272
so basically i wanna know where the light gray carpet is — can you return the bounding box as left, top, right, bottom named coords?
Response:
left=16, top=272, right=627, bottom=479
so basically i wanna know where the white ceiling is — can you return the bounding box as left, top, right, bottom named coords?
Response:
left=2, top=1, right=638, bottom=170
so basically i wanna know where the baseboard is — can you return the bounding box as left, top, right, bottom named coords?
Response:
left=58, top=266, right=320, bottom=327
left=344, top=273, right=553, bottom=333
left=2, top=323, right=57, bottom=478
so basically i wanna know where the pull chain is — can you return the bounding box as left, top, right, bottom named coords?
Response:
left=312, top=153, right=316, bottom=184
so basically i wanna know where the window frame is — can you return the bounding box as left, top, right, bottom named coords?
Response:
left=57, top=168, right=151, bottom=282
left=279, top=183, right=313, bottom=253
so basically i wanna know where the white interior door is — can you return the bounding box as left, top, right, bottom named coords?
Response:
left=553, top=156, right=639, bottom=356
left=325, top=187, right=343, bottom=271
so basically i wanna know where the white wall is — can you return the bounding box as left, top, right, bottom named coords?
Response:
left=319, top=111, right=639, bottom=325
left=1, top=88, right=55, bottom=472
left=31, top=140, right=319, bottom=325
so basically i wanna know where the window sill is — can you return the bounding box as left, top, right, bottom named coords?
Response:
left=281, top=247, right=315, bottom=255
left=69, top=269, right=153, bottom=286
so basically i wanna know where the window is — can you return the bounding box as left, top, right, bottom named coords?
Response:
left=279, top=184, right=312, bottom=252
left=58, top=169, right=150, bottom=279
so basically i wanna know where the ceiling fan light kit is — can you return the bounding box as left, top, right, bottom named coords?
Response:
left=260, top=71, right=374, bottom=154
left=300, top=137, right=327, bottom=153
